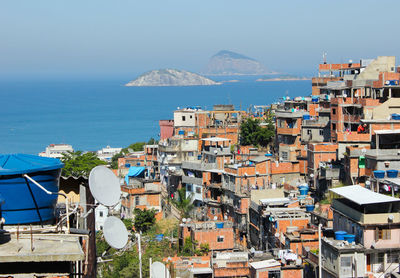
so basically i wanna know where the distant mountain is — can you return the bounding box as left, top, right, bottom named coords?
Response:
left=203, top=50, right=274, bottom=76
left=125, top=69, right=220, bottom=87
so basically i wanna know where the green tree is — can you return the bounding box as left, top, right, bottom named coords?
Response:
left=172, top=188, right=194, bottom=219
left=121, top=142, right=146, bottom=154
left=61, top=151, right=107, bottom=177
left=110, top=152, right=124, bottom=169
left=240, top=118, right=275, bottom=147
left=133, top=208, right=156, bottom=233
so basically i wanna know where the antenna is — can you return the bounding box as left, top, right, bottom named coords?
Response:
left=89, top=166, right=121, bottom=207
left=323, top=52, right=327, bottom=64
left=151, top=262, right=171, bottom=278
left=103, top=216, right=128, bottom=249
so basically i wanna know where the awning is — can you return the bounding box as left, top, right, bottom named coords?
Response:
left=124, top=166, right=145, bottom=184
left=0, top=154, right=63, bottom=176
left=374, top=129, right=400, bottom=135
left=329, top=185, right=400, bottom=205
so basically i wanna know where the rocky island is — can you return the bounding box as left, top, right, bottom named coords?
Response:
left=125, top=69, right=220, bottom=87
left=203, top=50, right=274, bottom=75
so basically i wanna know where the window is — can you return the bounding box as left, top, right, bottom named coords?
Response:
left=268, top=270, right=281, bottom=278
left=196, top=187, right=201, bottom=194
left=182, top=116, right=186, bottom=121
left=307, top=129, right=311, bottom=135
left=388, top=253, right=400, bottom=264
left=319, top=129, right=324, bottom=136
left=375, top=228, right=391, bottom=240
left=99, top=211, right=103, bottom=217
left=188, top=152, right=194, bottom=157
left=187, top=184, right=192, bottom=192
left=217, top=236, right=224, bottom=242
left=332, top=123, right=336, bottom=130
left=332, top=108, right=336, bottom=115
left=135, top=196, right=140, bottom=206
left=190, top=115, right=193, bottom=119
left=281, top=151, right=288, bottom=161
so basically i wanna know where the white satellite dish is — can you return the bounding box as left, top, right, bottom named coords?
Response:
left=151, top=262, right=170, bottom=278
left=89, top=166, right=121, bottom=207
left=103, top=216, right=128, bottom=249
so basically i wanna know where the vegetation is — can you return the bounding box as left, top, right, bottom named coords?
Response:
left=172, top=188, right=194, bottom=219
left=61, top=151, right=107, bottom=177
left=97, top=218, right=179, bottom=278
left=180, top=238, right=210, bottom=256
left=133, top=208, right=156, bottom=233
left=110, top=138, right=158, bottom=169
left=240, top=117, right=275, bottom=147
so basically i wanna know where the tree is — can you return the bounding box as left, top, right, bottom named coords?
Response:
left=240, top=118, right=275, bottom=147
left=61, top=151, right=107, bottom=177
left=110, top=152, right=124, bottom=169
left=172, top=188, right=194, bottom=219
left=133, top=208, right=156, bottom=233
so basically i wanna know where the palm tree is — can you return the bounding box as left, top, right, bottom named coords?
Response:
left=171, top=187, right=194, bottom=252
left=172, top=188, right=194, bottom=219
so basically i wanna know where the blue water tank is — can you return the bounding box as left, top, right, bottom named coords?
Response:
left=305, top=205, right=315, bottom=212
left=0, top=154, right=63, bottom=224
left=312, top=97, right=319, bottom=103
left=387, top=170, right=398, bottom=178
left=335, top=231, right=347, bottom=240
left=178, top=130, right=185, bottom=135
left=343, top=234, right=355, bottom=243
left=392, top=114, right=400, bottom=120
left=373, top=170, right=385, bottom=179
left=216, top=222, right=224, bottom=229
left=303, top=115, right=311, bottom=120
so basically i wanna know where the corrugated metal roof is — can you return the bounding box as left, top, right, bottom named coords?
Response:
left=329, top=185, right=400, bottom=205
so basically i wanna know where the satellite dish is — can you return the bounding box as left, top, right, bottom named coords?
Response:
left=103, top=216, right=128, bottom=249
left=151, top=262, right=170, bottom=278
left=89, top=166, right=121, bottom=206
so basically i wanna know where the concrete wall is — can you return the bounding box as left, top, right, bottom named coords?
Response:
left=370, top=98, right=400, bottom=120
left=174, top=111, right=196, bottom=127
left=358, top=56, right=395, bottom=80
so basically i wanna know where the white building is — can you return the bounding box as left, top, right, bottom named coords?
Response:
left=97, top=146, right=122, bottom=162
left=39, top=144, right=74, bottom=159
left=95, top=204, right=109, bottom=231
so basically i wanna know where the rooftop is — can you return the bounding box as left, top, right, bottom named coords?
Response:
left=330, top=185, right=400, bottom=205
left=250, top=259, right=280, bottom=270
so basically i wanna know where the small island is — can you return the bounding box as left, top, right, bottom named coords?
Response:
left=125, top=69, right=220, bottom=87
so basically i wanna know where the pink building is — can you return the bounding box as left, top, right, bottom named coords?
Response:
left=159, top=120, right=174, bottom=140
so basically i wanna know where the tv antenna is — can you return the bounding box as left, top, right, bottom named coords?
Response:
left=323, top=52, right=327, bottom=64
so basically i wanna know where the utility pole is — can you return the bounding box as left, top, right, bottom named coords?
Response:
left=136, top=233, right=142, bottom=278
left=318, top=224, right=322, bottom=278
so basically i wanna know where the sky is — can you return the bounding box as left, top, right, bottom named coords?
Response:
left=1, top=0, right=399, bottom=80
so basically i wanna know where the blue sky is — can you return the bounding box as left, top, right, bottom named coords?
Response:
left=1, top=0, right=399, bottom=80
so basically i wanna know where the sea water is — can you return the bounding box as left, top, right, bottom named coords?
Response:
left=0, top=79, right=310, bottom=154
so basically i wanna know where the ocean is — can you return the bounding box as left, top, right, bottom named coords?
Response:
left=0, top=78, right=310, bottom=154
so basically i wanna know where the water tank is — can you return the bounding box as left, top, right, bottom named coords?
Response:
left=305, top=205, right=315, bottom=212
left=335, top=231, right=347, bottom=240
left=216, top=222, right=224, bottom=229
left=387, top=170, right=398, bottom=178
left=343, top=234, right=355, bottom=243
left=303, top=114, right=311, bottom=120
left=0, top=154, right=64, bottom=224
left=373, top=170, right=385, bottom=179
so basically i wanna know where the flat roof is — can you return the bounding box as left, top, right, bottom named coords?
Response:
left=374, top=129, right=400, bottom=135
left=201, top=137, right=230, bottom=142
left=250, top=259, right=280, bottom=270
left=330, top=185, right=400, bottom=205
left=259, top=197, right=291, bottom=205
left=0, top=234, right=84, bottom=263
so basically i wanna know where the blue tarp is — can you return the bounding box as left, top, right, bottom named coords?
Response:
left=125, top=166, right=145, bottom=184
left=0, top=154, right=63, bottom=176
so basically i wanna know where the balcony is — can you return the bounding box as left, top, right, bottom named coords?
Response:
left=332, top=199, right=400, bottom=224
left=277, top=127, right=301, bottom=136
left=182, top=161, right=217, bottom=171
left=182, top=175, right=203, bottom=185
left=320, top=167, right=340, bottom=180
left=275, top=110, right=307, bottom=118
left=203, top=146, right=231, bottom=156
left=336, top=132, right=370, bottom=142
